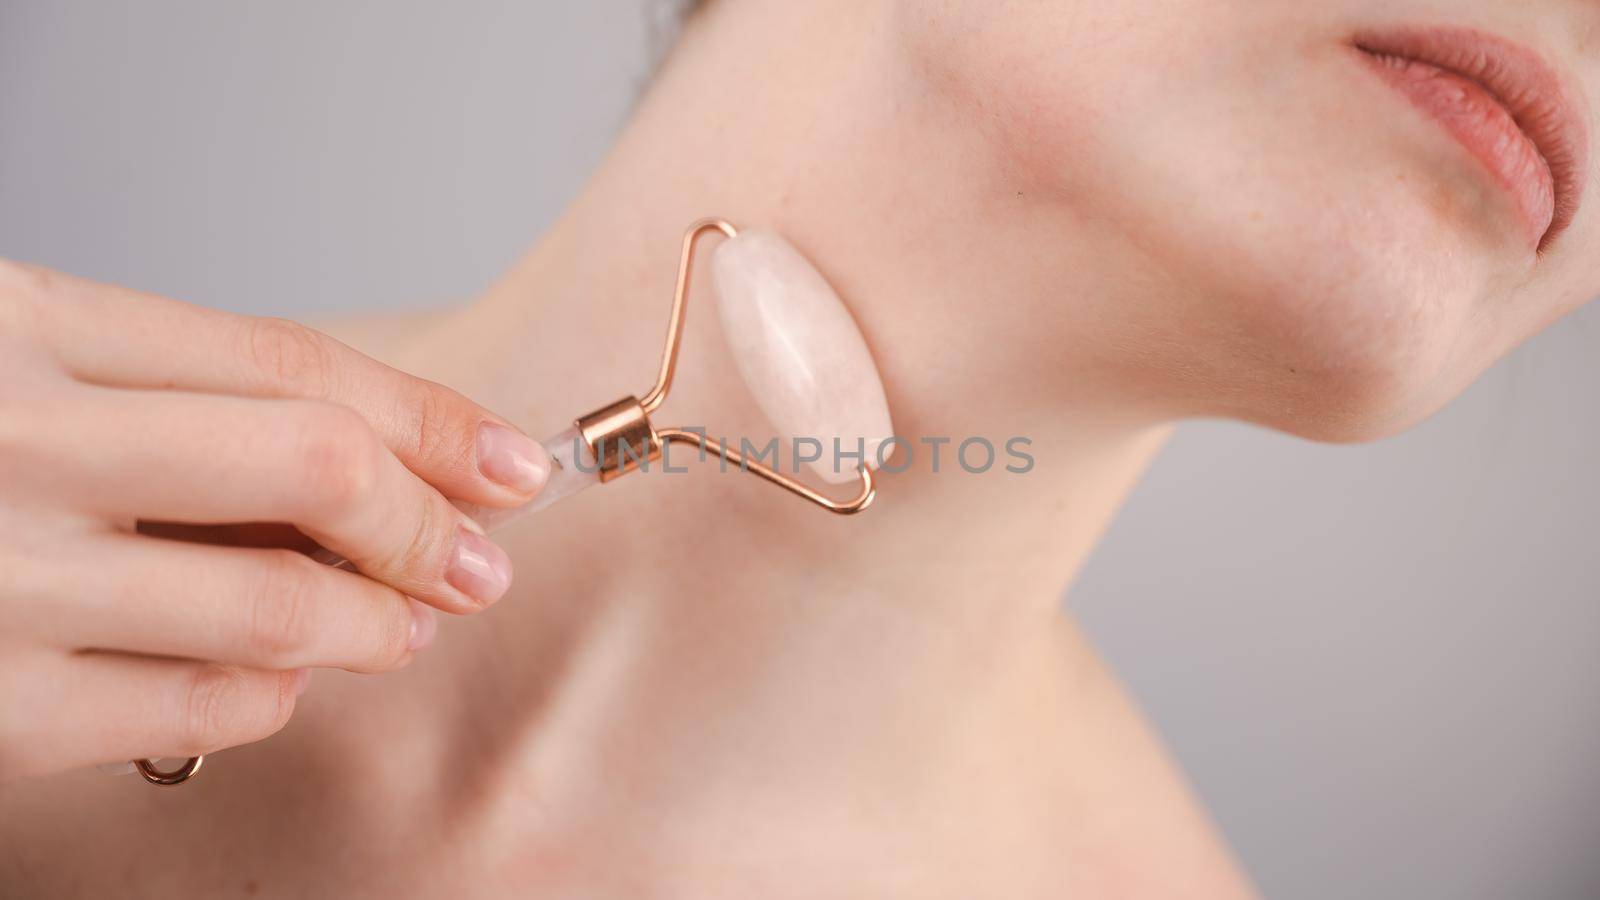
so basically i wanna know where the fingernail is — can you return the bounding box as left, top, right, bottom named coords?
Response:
left=447, top=526, right=513, bottom=606
left=289, top=668, right=312, bottom=697
left=407, top=598, right=438, bottom=650
left=477, top=422, right=551, bottom=494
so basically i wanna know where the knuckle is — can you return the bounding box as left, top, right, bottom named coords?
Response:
left=0, top=371, right=74, bottom=473
left=0, top=340, right=66, bottom=395
left=0, top=257, right=54, bottom=298
left=407, top=382, right=449, bottom=463
left=407, top=382, right=474, bottom=470
left=395, top=492, right=450, bottom=582
left=0, top=545, right=43, bottom=619
left=246, top=552, right=320, bottom=663
left=0, top=261, right=48, bottom=341
left=241, top=317, right=337, bottom=397
left=0, top=392, right=78, bottom=513
left=291, top=405, right=382, bottom=515
left=364, top=490, right=454, bottom=596
left=362, top=591, right=415, bottom=672
left=178, top=664, right=250, bottom=755
left=263, top=674, right=298, bottom=738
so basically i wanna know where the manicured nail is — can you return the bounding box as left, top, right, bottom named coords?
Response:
left=447, top=526, right=513, bottom=605
left=289, top=668, right=312, bottom=697
left=477, top=422, right=551, bottom=494
left=407, top=598, right=438, bottom=650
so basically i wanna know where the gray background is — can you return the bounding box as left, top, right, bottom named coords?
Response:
left=2, top=2, right=1595, bottom=897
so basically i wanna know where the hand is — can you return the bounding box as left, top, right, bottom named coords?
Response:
left=0, top=260, right=551, bottom=781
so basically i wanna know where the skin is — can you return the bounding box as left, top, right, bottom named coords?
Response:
left=0, top=266, right=545, bottom=776
left=2, top=0, right=1596, bottom=896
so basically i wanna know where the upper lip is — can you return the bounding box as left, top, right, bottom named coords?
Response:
left=1353, top=26, right=1590, bottom=250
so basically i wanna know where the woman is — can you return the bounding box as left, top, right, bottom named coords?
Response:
left=1, top=1, right=1592, bottom=896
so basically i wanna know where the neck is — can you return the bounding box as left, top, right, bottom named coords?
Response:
left=351, top=5, right=1256, bottom=891
left=422, top=0, right=1172, bottom=610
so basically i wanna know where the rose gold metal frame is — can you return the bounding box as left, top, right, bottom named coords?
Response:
left=131, top=217, right=877, bottom=787
left=576, top=216, right=877, bottom=515
left=657, top=428, right=875, bottom=514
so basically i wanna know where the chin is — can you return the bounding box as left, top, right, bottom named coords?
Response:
left=1156, top=177, right=1508, bottom=445
left=1207, top=233, right=1496, bottom=445
left=902, top=0, right=1579, bottom=444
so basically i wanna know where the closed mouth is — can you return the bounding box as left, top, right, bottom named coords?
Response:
left=1352, top=26, right=1588, bottom=253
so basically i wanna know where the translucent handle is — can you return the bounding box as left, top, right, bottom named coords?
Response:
left=311, top=426, right=597, bottom=570
left=458, top=425, right=598, bottom=532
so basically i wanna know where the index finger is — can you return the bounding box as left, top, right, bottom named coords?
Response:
left=18, top=264, right=549, bottom=508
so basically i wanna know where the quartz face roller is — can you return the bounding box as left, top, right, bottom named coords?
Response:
left=710, top=229, right=895, bottom=484
left=151, top=220, right=881, bottom=786
left=315, top=225, right=887, bottom=571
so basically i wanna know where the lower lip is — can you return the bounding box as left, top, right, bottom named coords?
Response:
left=1358, top=49, right=1556, bottom=250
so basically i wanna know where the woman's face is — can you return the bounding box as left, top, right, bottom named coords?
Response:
left=905, top=1, right=1598, bottom=440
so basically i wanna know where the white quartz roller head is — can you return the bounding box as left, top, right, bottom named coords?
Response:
left=710, top=229, right=894, bottom=484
